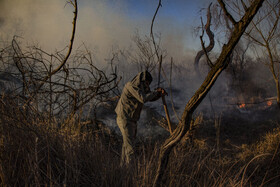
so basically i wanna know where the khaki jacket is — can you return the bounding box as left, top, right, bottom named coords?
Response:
left=115, top=71, right=159, bottom=122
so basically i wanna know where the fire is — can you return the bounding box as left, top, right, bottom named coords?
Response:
left=239, top=103, right=246, bottom=108
left=267, top=100, right=272, bottom=106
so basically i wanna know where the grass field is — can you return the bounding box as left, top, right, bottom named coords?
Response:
left=1, top=97, right=279, bottom=186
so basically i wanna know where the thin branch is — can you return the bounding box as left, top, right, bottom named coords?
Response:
left=25, top=0, right=78, bottom=105
left=157, top=55, right=162, bottom=87
left=150, top=0, right=168, bottom=81
left=267, top=6, right=280, bottom=41
left=199, top=14, right=214, bottom=67
left=44, top=0, right=78, bottom=83
left=150, top=0, right=162, bottom=60
left=245, top=31, right=266, bottom=46
left=194, top=3, right=215, bottom=74
left=241, top=0, right=248, bottom=11
left=217, top=0, right=237, bottom=25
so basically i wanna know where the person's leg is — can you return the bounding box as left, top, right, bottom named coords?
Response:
left=117, top=117, right=137, bottom=166
left=123, top=120, right=137, bottom=165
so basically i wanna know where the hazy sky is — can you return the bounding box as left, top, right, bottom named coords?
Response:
left=0, top=0, right=212, bottom=62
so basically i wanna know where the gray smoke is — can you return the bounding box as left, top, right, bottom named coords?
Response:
left=0, top=0, right=212, bottom=63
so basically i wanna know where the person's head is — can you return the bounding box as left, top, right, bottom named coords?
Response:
left=144, top=80, right=151, bottom=88
left=131, top=70, right=153, bottom=87
left=141, top=70, right=153, bottom=85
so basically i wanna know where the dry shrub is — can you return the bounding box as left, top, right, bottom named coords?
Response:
left=1, top=94, right=280, bottom=186
left=239, top=126, right=280, bottom=185
left=0, top=96, right=134, bottom=186
left=255, top=127, right=280, bottom=155
left=237, top=126, right=280, bottom=160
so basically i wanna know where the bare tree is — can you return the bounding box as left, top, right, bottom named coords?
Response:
left=0, top=0, right=119, bottom=124
left=128, top=31, right=166, bottom=72
left=25, top=0, right=79, bottom=106
left=244, top=0, right=280, bottom=108
left=152, top=0, right=265, bottom=186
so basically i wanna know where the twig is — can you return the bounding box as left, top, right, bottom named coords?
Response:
left=150, top=0, right=162, bottom=60
left=217, top=0, right=237, bottom=25
left=150, top=0, right=172, bottom=134
left=24, top=0, right=78, bottom=106
left=157, top=55, right=162, bottom=87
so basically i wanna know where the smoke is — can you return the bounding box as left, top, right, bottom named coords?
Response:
left=1, top=0, right=277, bottom=138
left=0, top=0, right=243, bottom=116
left=0, top=0, right=70, bottom=47
left=0, top=0, right=213, bottom=63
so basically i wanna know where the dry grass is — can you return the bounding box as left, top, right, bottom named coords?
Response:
left=1, top=97, right=280, bottom=186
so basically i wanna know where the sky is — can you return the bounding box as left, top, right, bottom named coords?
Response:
left=0, top=0, right=212, bottom=63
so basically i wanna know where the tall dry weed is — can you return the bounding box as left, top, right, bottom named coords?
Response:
left=1, top=95, right=280, bottom=186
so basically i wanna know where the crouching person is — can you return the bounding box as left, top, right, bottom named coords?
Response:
left=115, top=71, right=166, bottom=166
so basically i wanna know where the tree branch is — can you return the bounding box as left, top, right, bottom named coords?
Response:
left=241, top=0, right=248, bottom=11
left=150, top=0, right=162, bottom=60
left=25, top=0, right=78, bottom=105
left=217, top=0, right=237, bottom=25
left=194, top=3, right=215, bottom=75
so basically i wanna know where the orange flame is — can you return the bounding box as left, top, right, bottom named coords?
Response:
left=239, top=103, right=246, bottom=108
left=267, top=100, right=272, bottom=106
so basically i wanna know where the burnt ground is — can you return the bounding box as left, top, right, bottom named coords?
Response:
left=195, top=104, right=280, bottom=148
left=92, top=98, right=279, bottom=153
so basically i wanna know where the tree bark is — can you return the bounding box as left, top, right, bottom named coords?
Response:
left=152, top=0, right=265, bottom=186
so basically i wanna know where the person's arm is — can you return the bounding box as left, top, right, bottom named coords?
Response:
left=150, top=87, right=167, bottom=101
left=127, top=83, right=159, bottom=103
left=149, top=89, right=162, bottom=101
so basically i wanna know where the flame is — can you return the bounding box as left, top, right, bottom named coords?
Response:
left=239, top=103, right=246, bottom=108
left=267, top=100, right=272, bottom=106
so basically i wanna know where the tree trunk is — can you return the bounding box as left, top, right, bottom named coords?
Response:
left=152, top=0, right=265, bottom=186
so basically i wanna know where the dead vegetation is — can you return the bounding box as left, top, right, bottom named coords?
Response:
left=1, top=95, right=279, bottom=186
left=1, top=0, right=280, bottom=186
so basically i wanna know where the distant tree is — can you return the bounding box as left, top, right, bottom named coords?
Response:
left=125, top=31, right=166, bottom=72
left=243, top=0, right=280, bottom=108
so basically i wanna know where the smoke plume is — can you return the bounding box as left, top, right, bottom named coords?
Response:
left=0, top=0, right=212, bottom=63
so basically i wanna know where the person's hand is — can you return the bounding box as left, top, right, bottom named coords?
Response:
left=156, top=87, right=167, bottom=96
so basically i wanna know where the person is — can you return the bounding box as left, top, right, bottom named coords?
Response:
left=115, top=70, right=166, bottom=166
